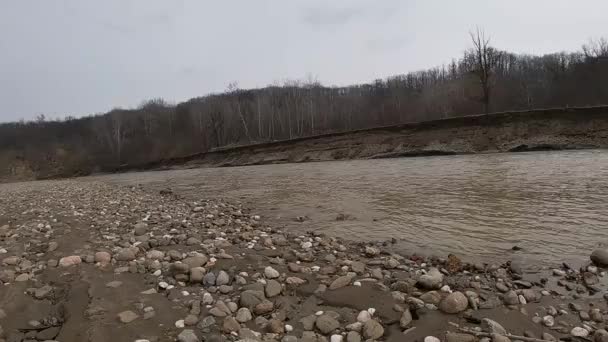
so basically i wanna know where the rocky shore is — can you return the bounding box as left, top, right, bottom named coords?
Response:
left=1, top=180, right=608, bottom=342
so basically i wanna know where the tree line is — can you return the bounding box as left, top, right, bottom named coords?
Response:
left=1, top=33, right=607, bottom=179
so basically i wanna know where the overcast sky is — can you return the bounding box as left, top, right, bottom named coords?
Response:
left=0, top=1, right=606, bottom=122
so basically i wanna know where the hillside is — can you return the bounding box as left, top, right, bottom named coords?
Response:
left=112, top=106, right=608, bottom=172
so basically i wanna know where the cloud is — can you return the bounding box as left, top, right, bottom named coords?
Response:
left=301, top=6, right=364, bottom=27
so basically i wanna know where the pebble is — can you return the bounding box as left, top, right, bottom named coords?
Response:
left=542, top=315, right=555, bottom=327
left=177, top=329, right=199, bottom=342
left=357, top=310, right=371, bottom=323
left=417, top=268, right=444, bottom=289
left=330, top=275, right=352, bottom=290
left=362, top=319, right=384, bottom=340
left=264, top=266, right=280, bottom=279
left=316, top=314, right=340, bottom=334
left=236, top=308, right=252, bottom=323
left=439, top=291, right=468, bottom=313
left=347, top=331, right=361, bottom=342
left=59, top=255, right=82, bottom=267
left=331, top=335, right=343, bottom=342
left=571, top=327, right=589, bottom=337
left=117, top=310, right=139, bottom=323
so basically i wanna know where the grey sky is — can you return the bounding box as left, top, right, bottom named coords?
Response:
left=1, top=1, right=606, bottom=122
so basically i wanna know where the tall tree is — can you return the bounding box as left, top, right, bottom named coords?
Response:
left=469, top=28, right=501, bottom=113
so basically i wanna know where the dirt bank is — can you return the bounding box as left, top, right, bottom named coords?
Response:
left=116, top=106, right=608, bottom=172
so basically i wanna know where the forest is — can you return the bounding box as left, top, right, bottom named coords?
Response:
left=1, top=34, right=607, bottom=179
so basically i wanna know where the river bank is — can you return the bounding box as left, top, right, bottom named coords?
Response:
left=115, top=106, right=608, bottom=173
left=1, top=179, right=608, bottom=341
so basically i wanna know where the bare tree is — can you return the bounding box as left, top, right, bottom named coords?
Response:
left=469, top=28, right=501, bottom=113
left=583, top=37, right=608, bottom=59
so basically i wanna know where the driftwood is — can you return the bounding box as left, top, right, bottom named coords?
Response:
left=447, top=322, right=573, bottom=342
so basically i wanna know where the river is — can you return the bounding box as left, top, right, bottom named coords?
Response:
left=96, top=149, right=608, bottom=267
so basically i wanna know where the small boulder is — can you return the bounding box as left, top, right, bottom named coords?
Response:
left=591, top=249, right=608, bottom=266
left=417, top=268, right=443, bottom=289
left=316, top=314, right=340, bottom=334
left=439, top=291, right=468, bottom=314
left=59, top=255, right=82, bottom=267
left=362, top=319, right=384, bottom=340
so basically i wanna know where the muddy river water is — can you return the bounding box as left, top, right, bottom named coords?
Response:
left=95, top=150, right=608, bottom=267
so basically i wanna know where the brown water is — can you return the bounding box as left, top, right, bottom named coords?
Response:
left=96, top=150, right=608, bottom=266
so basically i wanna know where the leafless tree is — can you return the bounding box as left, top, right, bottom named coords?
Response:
left=469, top=28, right=501, bottom=113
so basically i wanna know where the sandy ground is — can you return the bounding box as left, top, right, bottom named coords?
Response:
left=1, top=179, right=608, bottom=342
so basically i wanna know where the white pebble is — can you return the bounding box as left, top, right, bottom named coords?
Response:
left=353, top=281, right=362, bottom=287
left=315, top=311, right=324, bottom=316
left=367, top=308, right=376, bottom=316
left=181, top=291, right=189, bottom=296
left=330, top=335, right=343, bottom=342
left=152, top=270, right=161, bottom=276
left=440, top=285, right=451, bottom=293
left=158, top=282, right=169, bottom=289
left=175, top=320, right=185, bottom=328
left=285, top=324, right=293, bottom=332
left=424, top=337, right=441, bottom=342
left=571, top=327, right=589, bottom=337
left=357, top=310, right=371, bottom=323
left=518, top=295, right=527, bottom=304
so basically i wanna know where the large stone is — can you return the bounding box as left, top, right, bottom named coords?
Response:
left=439, top=291, right=468, bottom=314
left=115, top=248, right=136, bottom=261
left=286, top=277, right=306, bottom=286
left=330, top=275, right=352, bottom=290
left=236, top=308, right=253, bottom=323
left=146, top=250, right=164, bottom=260
left=253, top=300, right=274, bottom=315
left=222, top=316, right=241, bottom=333
left=591, top=249, right=608, bottom=266
left=503, top=290, right=519, bottom=305
left=59, top=255, right=82, bottom=267
left=177, top=329, right=200, bottom=342
left=268, top=319, right=285, bottom=334
left=265, top=279, right=282, bottom=297
left=316, top=314, right=340, bottom=334
left=362, top=319, right=384, bottom=340
left=300, top=315, right=317, bottom=331
left=133, top=222, right=148, bottom=236
left=94, top=251, right=111, bottom=264
left=189, top=267, right=205, bottom=282
left=351, top=261, right=365, bottom=274
left=481, top=318, right=507, bottom=334
left=264, top=266, right=280, bottom=279
left=420, top=291, right=442, bottom=304
left=417, top=268, right=444, bottom=289
left=35, top=285, right=53, bottom=299
left=216, top=270, right=230, bottom=286
left=571, top=327, right=590, bottom=337
left=117, top=310, right=139, bottom=323
left=399, top=309, right=412, bottom=328
left=240, top=290, right=265, bottom=308
left=347, top=331, right=361, bottom=342
left=182, top=256, right=208, bottom=268
left=203, top=272, right=216, bottom=286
